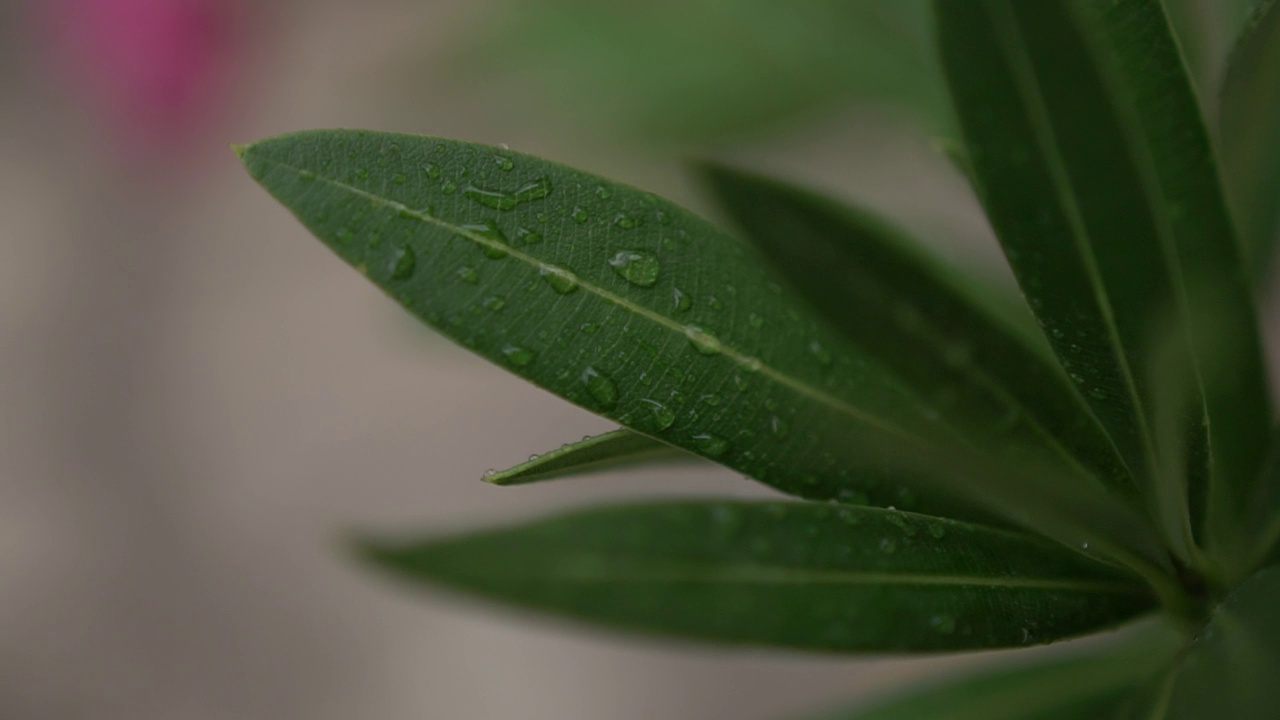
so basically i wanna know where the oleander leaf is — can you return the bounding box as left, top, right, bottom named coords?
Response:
left=1221, top=0, right=1280, bottom=283
left=1156, top=565, right=1280, bottom=719
left=483, top=428, right=688, bottom=486
left=356, top=500, right=1156, bottom=653
left=236, top=129, right=982, bottom=520
left=935, top=0, right=1270, bottom=552
left=697, top=162, right=1132, bottom=497
left=808, top=619, right=1184, bottom=719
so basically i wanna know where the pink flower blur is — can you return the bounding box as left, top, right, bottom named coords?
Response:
left=38, top=0, right=246, bottom=156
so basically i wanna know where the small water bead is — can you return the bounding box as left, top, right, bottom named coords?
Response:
left=808, top=340, right=833, bottom=366
left=581, top=367, right=619, bottom=409
left=878, top=537, right=898, bottom=554
left=927, top=523, right=947, bottom=540
left=457, top=220, right=510, bottom=259
left=580, top=322, right=599, bottom=334
left=514, top=227, right=543, bottom=245
left=672, top=287, right=692, bottom=312
left=609, top=250, right=661, bottom=287
left=1088, top=387, right=1109, bottom=401
left=707, top=296, right=723, bottom=311
left=355, top=167, right=369, bottom=180
left=769, top=415, right=789, bottom=437
left=494, top=155, right=515, bottom=171
left=571, top=206, right=589, bottom=224
left=457, top=266, right=480, bottom=284
left=392, top=172, right=407, bottom=184
left=747, top=313, right=764, bottom=329
left=655, top=209, right=671, bottom=226
left=298, top=169, right=316, bottom=182
left=335, top=227, right=355, bottom=245
left=594, top=185, right=613, bottom=199
left=390, top=245, right=417, bottom=280
left=440, top=179, right=459, bottom=195
left=637, top=399, right=676, bottom=432
left=613, top=212, right=640, bottom=229
left=692, top=433, right=729, bottom=457
left=929, top=614, right=957, bottom=635
left=463, top=184, right=517, bottom=210
left=424, top=162, right=441, bottom=180
left=540, top=264, right=580, bottom=294
left=482, top=296, right=506, bottom=311
left=684, top=325, right=721, bottom=355
left=501, top=344, right=535, bottom=367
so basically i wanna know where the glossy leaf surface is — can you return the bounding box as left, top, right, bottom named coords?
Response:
left=813, top=620, right=1183, bottom=719
left=1221, top=0, right=1280, bottom=283
left=698, top=162, right=1131, bottom=495
left=483, top=428, right=686, bottom=486
left=1162, top=565, right=1280, bottom=719
left=936, top=0, right=1270, bottom=543
left=358, top=500, right=1155, bottom=652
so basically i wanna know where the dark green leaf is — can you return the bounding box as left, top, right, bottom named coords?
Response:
left=236, top=129, right=980, bottom=520
left=483, top=428, right=688, bottom=486
left=1221, top=0, right=1280, bottom=283
left=935, top=1, right=1270, bottom=552
left=1241, top=427, right=1280, bottom=576
left=697, top=163, right=1132, bottom=497
left=459, top=0, right=949, bottom=143
left=357, top=500, right=1156, bottom=653
left=1160, top=565, right=1280, bottom=719
left=809, top=619, right=1184, bottom=719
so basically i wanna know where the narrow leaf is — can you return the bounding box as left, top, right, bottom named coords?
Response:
left=697, top=163, right=1132, bottom=496
left=236, top=130, right=979, bottom=520
left=483, top=428, right=688, bottom=486
left=935, top=1, right=1270, bottom=547
left=809, top=619, right=1184, bottom=719
left=1221, top=0, right=1280, bottom=283
left=357, top=500, right=1157, bottom=653
left=1161, top=565, right=1280, bottom=719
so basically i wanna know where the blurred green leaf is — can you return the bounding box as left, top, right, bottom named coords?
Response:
left=461, top=0, right=950, bottom=143
left=935, top=1, right=1270, bottom=553
left=237, top=130, right=991, bottom=521
left=1221, top=0, right=1280, bottom=284
left=1156, top=565, right=1280, bottom=718
left=807, top=619, right=1184, bottom=719
left=357, top=500, right=1156, bottom=652
left=483, top=428, right=688, bottom=486
left=697, top=162, right=1132, bottom=497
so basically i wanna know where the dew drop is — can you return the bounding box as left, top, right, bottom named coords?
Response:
left=355, top=167, right=369, bottom=180
left=540, top=264, right=580, bottom=294
left=609, top=250, right=660, bottom=287
left=693, top=433, right=730, bottom=457
left=335, top=227, right=355, bottom=245
left=655, top=209, right=671, bottom=226
left=747, top=313, right=764, bottom=329
left=579, top=322, right=599, bottom=334
left=514, top=177, right=552, bottom=203
left=501, top=343, right=535, bottom=367
left=1088, top=387, right=1109, bottom=401
left=441, top=178, right=458, bottom=195
left=298, top=169, right=316, bottom=182
left=390, top=245, right=416, bottom=280
left=581, top=367, right=618, bottom=409
left=456, top=266, right=479, bottom=284
left=707, top=296, right=723, bottom=311
left=463, top=184, right=517, bottom=210
left=878, top=537, right=898, bottom=554
left=672, top=287, right=692, bottom=312
left=929, top=614, right=957, bottom=635
left=927, top=523, right=947, bottom=540
left=494, top=155, right=515, bottom=171
left=459, top=220, right=510, bottom=259
left=483, top=295, right=506, bottom=311
left=571, top=206, right=589, bottom=224
left=808, top=340, right=832, bottom=366
left=424, top=162, right=441, bottom=180
left=514, top=227, right=543, bottom=245
left=684, top=325, right=721, bottom=355
left=392, top=172, right=407, bottom=184
left=613, top=212, right=639, bottom=229
left=769, top=415, right=789, bottom=437
left=637, top=399, right=676, bottom=432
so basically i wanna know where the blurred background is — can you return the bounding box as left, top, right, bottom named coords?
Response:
left=0, top=1, right=1267, bottom=718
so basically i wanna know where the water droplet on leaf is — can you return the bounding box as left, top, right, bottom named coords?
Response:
left=390, top=245, right=416, bottom=280
left=609, top=250, right=660, bottom=287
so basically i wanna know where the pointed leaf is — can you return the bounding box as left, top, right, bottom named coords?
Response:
left=809, top=620, right=1184, bottom=719
left=1221, top=0, right=1280, bottom=283
left=935, top=1, right=1270, bottom=546
left=1160, top=565, right=1280, bottom=719
left=357, top=500, right=1156, bottom=653
left=697, top=163, right=1132, bottom=496
left=483, top=428, right=689, bottom=486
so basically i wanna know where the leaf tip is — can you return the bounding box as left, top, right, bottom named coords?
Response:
left=229, top=143, right=249, bottom=159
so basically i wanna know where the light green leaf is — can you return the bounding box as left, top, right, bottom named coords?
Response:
left=236, top=129, right=982, bottom=521
left=1160, top=565, right=1280, bottom=719
left=935, top=1, right=1270, bottom=553
left=356, top=500, right=1157, bottom=653
left=808, top=619, right=1184, bottom=719
left=459, top=0, right=949, bottom=143
left=1221, top=0, right=1280, bottom=284
left=697, top=162, right=1132, bottom=497
left=483, top=428, right=689, bottom=486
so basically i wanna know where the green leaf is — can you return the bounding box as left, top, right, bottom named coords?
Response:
left=697, top=162, right=1132, bottom=497
left=483, top=428, right=688, bottom=486
left=356, top=500, right=1156, bottom=653
left=459, top=0, right=949, bottom=143
left=935, top=0, right=1270, bottom=552
left=1221, top=0, right=1280, bottom=283
left=237, top=129, right=981, bottom=521
left=808, top=619, right=1184, bottom=719
left=1157, top=565, right=1280, bottom=719
left=1241, top=427, right=1280, bottom=575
